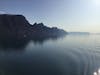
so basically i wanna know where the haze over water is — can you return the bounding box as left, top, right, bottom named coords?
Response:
left=0, top=34, right=100, bottom=75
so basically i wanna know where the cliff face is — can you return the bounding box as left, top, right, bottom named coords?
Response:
left=0, top=14, right=30, bottom=38
left=0, top=14, right=67, bottom=39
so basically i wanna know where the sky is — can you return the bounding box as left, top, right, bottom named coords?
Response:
left=0, top=0, right=100, bottom=33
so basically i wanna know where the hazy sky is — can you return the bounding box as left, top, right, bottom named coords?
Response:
left=0, top=0, right=100, bottom=32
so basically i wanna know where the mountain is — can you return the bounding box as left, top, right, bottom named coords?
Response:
left=69, top=32, right=90, bottom=35
left=0, top=14, right=67, bottom=39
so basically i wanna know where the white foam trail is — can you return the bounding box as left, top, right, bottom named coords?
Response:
left=93, top=72, right=97, bottom=75
left=93, top=68, right=100, bottom=75
left=98, top=69, right=100, bottom=75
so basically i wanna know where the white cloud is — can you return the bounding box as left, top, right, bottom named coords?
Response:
left=0, top=11, right=6, bottom=14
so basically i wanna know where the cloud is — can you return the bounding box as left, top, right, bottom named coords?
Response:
left=0, top=11, right=6, bottom=14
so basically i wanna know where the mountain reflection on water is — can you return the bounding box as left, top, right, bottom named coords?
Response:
left=0, top=35, right=100, bottom=75
left=0, top=35, right=63, bottom=49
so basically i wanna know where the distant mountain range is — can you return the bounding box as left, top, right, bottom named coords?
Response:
left=69, top=32, right=90, bottom=35
left=0, top=14, right=67, bottom=39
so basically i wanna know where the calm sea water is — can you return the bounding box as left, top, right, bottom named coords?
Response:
left=0, top=34, right=100, bottom=75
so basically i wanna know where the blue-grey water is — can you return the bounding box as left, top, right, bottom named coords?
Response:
left=0, top=34, right=100, bottom=75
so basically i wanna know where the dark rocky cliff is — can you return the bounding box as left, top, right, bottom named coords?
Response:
left=0, top=14, right=67, bottom=39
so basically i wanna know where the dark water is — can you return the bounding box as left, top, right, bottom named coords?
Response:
left=0, top=35, right=100, bottom=75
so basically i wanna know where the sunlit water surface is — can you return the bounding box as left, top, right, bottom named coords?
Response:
left=0, top=34, right=100, bottom=75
